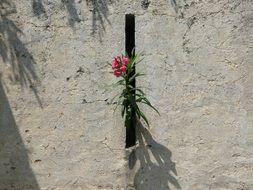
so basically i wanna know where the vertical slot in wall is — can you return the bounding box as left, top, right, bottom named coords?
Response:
left=125, top=14, right=136, bottom=148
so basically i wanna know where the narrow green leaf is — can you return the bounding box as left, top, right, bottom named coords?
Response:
left=135, top=57, right=144, bottom=65
left=136, top=89, right=145, bottom=95
left=136, top=108, right=149, bottom=126
left=129, top=73, right=146, bottom=83
left=110, top=92, right=121, bottom=104
left=140, top=100, right=160, bottom=115
left=131, top=48, right=135, bottom=58
left=139, top=96, right=159, bottom=115
left=121, top=101, right=126, bottom=117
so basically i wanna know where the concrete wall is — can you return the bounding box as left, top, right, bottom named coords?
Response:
left=132, top=0, right=253, bottom=189
left=0, top=0, right=253, bottom=190
left=0, top=0, right=126, bottom=189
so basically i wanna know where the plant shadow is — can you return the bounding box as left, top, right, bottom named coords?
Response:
left=0, top=0, right=42, bottom=107
left=129, top=121, right=181, bottom=190
left=62, top=0, right=81, bottom=28
left=0, top=78, right=40, bottom=190
left=170, top=0, right=179, bottom=14
left=0, top=2, right=40, bottom=187
left=31, top=0, right=81, bottom=28
left=30, top=0, right=113, bottom=38
left=32, top=0, right=47, bottom=19
left=86, top=0, right=113, bottom=41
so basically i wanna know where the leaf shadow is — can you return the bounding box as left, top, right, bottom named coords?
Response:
left=0, top=0, right=42, bottom=107
left=170, top=0, right=179, bottom=14
left=62, top=0, right=81, bottom=28
left=86, top=0, right=114, bottom=41
left=129, top=121, right=182, bottom=190
left=32, top=0, right=47, bottom=19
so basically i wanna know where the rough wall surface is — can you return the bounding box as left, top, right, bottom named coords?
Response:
left=0, top=0, right=253, bottom=190
left=134, top=0, right=253, bottom=190
left=0, top=0, right=126, bottom=189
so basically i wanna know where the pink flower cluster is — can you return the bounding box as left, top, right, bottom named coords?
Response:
left=112, top=56, right=130, bottom=77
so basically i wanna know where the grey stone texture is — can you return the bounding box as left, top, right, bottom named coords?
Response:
left=0, top=0, right=253, bottom=189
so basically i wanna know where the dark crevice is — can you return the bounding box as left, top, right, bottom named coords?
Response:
left=125, top=14, right=136, bottom=148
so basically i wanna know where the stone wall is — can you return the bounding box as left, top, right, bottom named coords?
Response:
left=133, top=0, right=253, bottom=189
left=0, top=0, right=126, bottom=189
left=0, top=0, right=253, bottom=190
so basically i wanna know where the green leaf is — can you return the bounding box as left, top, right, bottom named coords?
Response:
left=135, top=94, right=145, bottom=99
left=134, top=94, right=160, bottom=115
left=113, top=98, right=121, bottom=113
left=135, top=95, right=146, bottom=102
left=140, top=100, right=160, bottom=115
left=135, top=57, right=144, bottom=65
left=116, top=79, right=125, bottom=85
left=128, top=100, right=149, bottom=126
left=110, top=92, right=121, bottom=104
left=139, top=96, right=160, bottom=115
left=121, top=100, right=126, bottom=117
left=129, top=73, right=146, bottom=83
left=136, top=89, right=145, bottom=95
left=127, top=54, right=140, bottom=74
left=135, top=107, right=149, bottom=126
left=131, top=48, right=135, bottom=58
left=113, top=93, right=126, bottom=113
left=127, top=87, right=145, bottom=95
left=124, top=105, right=132, bottom=128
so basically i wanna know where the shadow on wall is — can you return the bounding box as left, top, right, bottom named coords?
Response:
left=0, top=0, right=42, bottom=107
left=62, top=0, right=81, bottom=28
left=129, top=122, right=181, bottom=190
left=0, top=78, right=40, bottom=190
left=86, top=0, right=112, bottom=37
left=31, top=0, right=112, bottom=35
left=170, top=0, right=179, bottom=14
left=32, top=0, right=81, bottom=28
left=0, top=2, right=40, bottom=188
left=32, top=0, right=47, bottom=19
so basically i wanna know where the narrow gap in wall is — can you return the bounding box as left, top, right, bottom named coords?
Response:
left=125, top=14, right=136, bottom=148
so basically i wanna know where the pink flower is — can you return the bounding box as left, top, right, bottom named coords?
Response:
left=112, top=59, right=119, bottom=69
left=120, top=65, right=127, bottom=73
left=114, top=70, right=122, bottom=77
left=123, top=57, right=130, bottom=66
left=111, top=55, right=129, bottom=77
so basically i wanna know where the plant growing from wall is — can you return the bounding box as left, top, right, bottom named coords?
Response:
left=110, top=53, right=159, bottom=128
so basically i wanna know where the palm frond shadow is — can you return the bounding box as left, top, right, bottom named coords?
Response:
left=31, top=0, right=81, bottom=28
left=62, top=0, right=81, bottom=28
left=170, top=0, right=179, bottom=14
left=31, top=0, right=113, bottom=35
left=32, top=0, right=47, bottom=19
left=129, top=121, right=181, bottom=190
left=0, top=1, right=42, bottom=107
left=86, top=0, right=114, bottom=41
